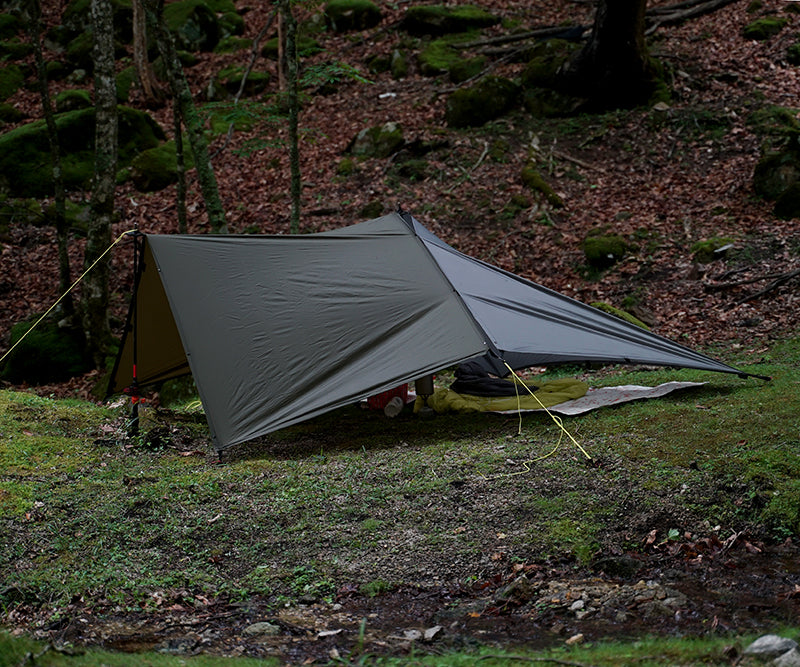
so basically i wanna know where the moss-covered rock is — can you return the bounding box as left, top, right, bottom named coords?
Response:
left=347, top=121, right=405, bottom=158
left=65, top=30, right=95, bottom=70
left=390, top=158, right=428, bottom=181
left=325, top=0, right=382, bottom=33
left=260, top=34, right=322, bottom=59
left=520, top=39, right=578, bottom=90
left=209, top=66, right=270, bottom=100
left=0, top=102, right=24, bottom=124
left=55, top=89, right=92, bottom=113
left=583, top=233, right=629, bottom=269
left=774, top=182, right=800, bottom=219
left=0, top=13, right=20, bottom=41
left=130, top=140, right=194, bottom=192
left=400, top=5, right=499, bottom=36
left=521, top=165, right=564, bottom=207
left=590, top=302, right=649, bottom=329
left=449, top=55, right=485, bottom=84
left=0, top=38, right=33, bottom=60
left=1, top=315, right=92, bottom=385
left=691, top=237, right=734, bottom=263
left=0, top=106, right=165, bottom=197
left=59, top=0, right=133, bottom=46
left=787, top=42, right=800, bottom=66
left=204, top=0, right=244, bottom=38
left=742, top=17, right=788, bottom=40
left=391, top=49, right=409, bottom=79
left=359, top=200, right=384, bottom=218
left=445, top=76, right=520, bottom=128
left=523, top=87, right=583, bottom=118
left=116, top=66, right=138, bottom=103
left=0, top=64, right=24, bottom=101
left=753, top=150, right=800, bottom=200
left=214, top=36, right=252, bottom=54
left=163, top=0, right=221, bottom=52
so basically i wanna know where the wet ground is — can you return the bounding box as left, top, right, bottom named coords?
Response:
left=9, top=537, right=799, bottom=661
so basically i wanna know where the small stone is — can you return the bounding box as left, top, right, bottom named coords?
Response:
left=744, top=635, right=799, bottom=657
left=565, top=633, right=584, bottom=646
left=570, top=599, right=585, bottom=612
left=243, top=622, right=281, bottom=637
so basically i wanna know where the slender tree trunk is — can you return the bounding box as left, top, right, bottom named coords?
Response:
left=84, top=0, right=117, bottom=366
left=282, top=0, right=300, bottom=234
left=174, top=101, right=188, bottom=233
left=142, top=0, right=227, bottom=233
left=559, top=0, right=657, bottom=109
left=132, top=0, right=164, bottom=106
left=24, top=0, right=74, bottom=318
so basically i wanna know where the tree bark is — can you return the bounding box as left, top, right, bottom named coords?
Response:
left=132, top=0, right=165, bottom=106
left=84, top=0, right=117, bottom=366
left=282, top=0, right=301, bottom=234
left=559, top=0, right=657, bottom=109
left=24, top=0, right=74, bottom=319
left=142, top=0, right=228, bottom=233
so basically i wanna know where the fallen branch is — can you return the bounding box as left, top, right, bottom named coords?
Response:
left=646, top=0, right=740, bottom=34
left=732, top=268, right=800, bottom=306
left=453, top=26, right=586, bottom=50
left=553, top=149, right=603, bottom=172
left=704, top=272, right=793, bottom=292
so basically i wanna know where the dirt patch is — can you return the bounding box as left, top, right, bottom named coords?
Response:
left=6, top=539, right=799, bottom=661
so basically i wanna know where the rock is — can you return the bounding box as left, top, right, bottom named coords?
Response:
left=347, top=122, right=405, bottom=159
left=445, top=76, right=520, bottom=128
left=775, top=648, right=800, bottom=667
left=243, top=621, right=281, bottom=637
left=744, top=634, right=799, bottom=657
left=582, top=233, right=629, bottom=269
left=742, top=17, right=788, bottom=41
left=325, top=0, right=382, bottom=33
left=400, top=4, right=499, bottom=37
left=565, top=633, right=584, bottom=646
left=163, top=0, right=221, bottom=52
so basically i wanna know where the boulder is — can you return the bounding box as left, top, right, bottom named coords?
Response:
left=130, top=140, right=194, bottom=192
left=163, top=0, right=221, bottom=52
left=0, top=64, right=24, bottom=101
left=325, top=0, right=382, bottom=33
left=400, top=4, right=499, bottom=36
left=743, top=634, right=799, bottom=658
left=0, top=106, right=165, bottom=197
left=742, top=17, right=788, bottom=40
left=55, top=89, right=92, bottom=113
left=583, top=233, right=629, bottom=269
left=347, top=122, right=404, bottom=158
left=445, top=76, right=520, bottom=128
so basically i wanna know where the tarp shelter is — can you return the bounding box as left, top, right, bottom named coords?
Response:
left=109, top=211, right=754, bottom=453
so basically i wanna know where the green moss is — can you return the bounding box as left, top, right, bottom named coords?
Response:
left=214, top=36, right=252, bottom=53
left=0, top=13, right=20, bottom=40
left=55, top=89, right=92, bottom=112
left=520, top=39, right=578, bottom=89
left=163, top=0, right=221, bottom=52
left=349, top=122, right=405, bottom=158
left=742, top=17, right=788, bottom=40
left=0, top=64, right=24, bottom=101
left=0, top=38, right=33, bottom=60
left=582, top=233, right=629, bottom=269
left=130, top=140, right=195, bottom=192
left=521, top=165, right=564, bottom=207
left=401, top=4, right=499, bottom=36
left=337, top=157, right=357, bottom=176
left=116, top=65, right=138, bottom=103
left=774, top=181, right=800, bottom=219
left=325, top=0, right=382, bottom=33
left=0, top=106, right=165, bottom=196
left=753, top=150, right=800, bottom=201
left=449, top=55, right=485, bottom=84
left=690, top=237, right=734, bottom=263
left=590, top=302, right=649, bottom=329
left=65, top=30, right=94, bottom=70
left=1, top=316, right=92, bottom=385
left=445, top=75, right=520, bottom=128
left=0, top=102, right=24, bottom=124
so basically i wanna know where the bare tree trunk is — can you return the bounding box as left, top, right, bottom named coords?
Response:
left=84, top=0, right=117, bottom=366
left=174, top=101, right=188, bottom=233
left=24, top=0, right=74, bottom=318
left=277, top=9, right=287, bottom=92
left=559, top=0, right=658, bottom=109
left=282, top=0, right=300, bottom=234
left=132, top=0, right=165, bottom=106
left=142, top=0, right=227, bottom=233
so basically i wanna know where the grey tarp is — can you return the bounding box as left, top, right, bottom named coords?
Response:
left=109, top=211, right=751, bottom=451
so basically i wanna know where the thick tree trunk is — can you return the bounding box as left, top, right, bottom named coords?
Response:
left=84, top=0, right=117, bottom=366
left=559, top=0, right=657, bottom=109
left=132, top=0, right=165, bottom=106
left=143, top=0, right=227, bottom=233
left=24, top=0, right=74, bottom=318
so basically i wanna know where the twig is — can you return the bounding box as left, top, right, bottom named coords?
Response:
left=704, top=272, right=792, bottom=292
left=476, top=655, right=597, bottom=667
left=211, top=9, right=276, bottom=160
left=732, top=268, right=800, bottom=306
left=552, top=150, right=602, bottom=172
left=446, top=141, right=489, bottom=194
left=453, top=26, right=587, bottom=50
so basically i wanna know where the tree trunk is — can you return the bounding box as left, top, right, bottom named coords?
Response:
left=24, top=0, right=74, bottom=319
left=282, top=0, right=301, bottom=234
left=84, top=0, right=117, bottom=366
left=559, top=0, right=658, bottom=109
left=143, top=0, right=228, bottom=233
left=132, top=0, right=165, bottom=106
left=174, top=101, right=188, bottom=233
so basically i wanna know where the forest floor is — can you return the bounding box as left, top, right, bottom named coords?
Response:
left=1, top=0, right=800, bottom=663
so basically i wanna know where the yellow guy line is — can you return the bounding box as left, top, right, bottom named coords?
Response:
left=503, top=361, right=592, bottom=461
left=0, top=229, right=136, bottom=366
